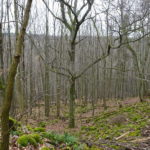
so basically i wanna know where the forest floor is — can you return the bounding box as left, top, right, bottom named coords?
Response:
left=42, top=98, right=150, bottom=150
left=2, top=97, right=150, bottom=150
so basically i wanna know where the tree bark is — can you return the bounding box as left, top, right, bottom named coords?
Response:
left=0, top=22, right=4, bottom=105
left=0, top=23, right=3, bottom=72
left=69, top=77, right=75, bottom=128
left=44, top=4, right=50, bottom=117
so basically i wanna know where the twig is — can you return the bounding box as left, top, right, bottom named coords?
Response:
left=115, top=131, right=130, bottom=140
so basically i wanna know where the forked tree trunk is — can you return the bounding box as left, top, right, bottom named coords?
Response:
left=0, top=0, right=33, bottom=149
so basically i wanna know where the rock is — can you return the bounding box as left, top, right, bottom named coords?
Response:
left=109, top=114, right=127, bottom=125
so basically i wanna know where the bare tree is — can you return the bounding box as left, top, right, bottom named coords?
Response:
left=44, top=1, right=50, bottom=117
left=0, top=0, right=33, bottom=149
left=0, top=0, right=4, bottom=98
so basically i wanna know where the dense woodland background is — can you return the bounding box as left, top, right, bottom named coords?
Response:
left=1, top=0, right=150, bottom=116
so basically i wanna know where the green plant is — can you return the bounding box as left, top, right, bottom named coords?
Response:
left=42, top=132, right=78, bottom=146
left=41, top=132, right=55, bottom=140
left=10, top=130, right=23, bottom=136
left=63, top=133, right=78, bottom=145
left=73, top=144, right=87, bottom=150
left=38, top=121, right=47, bottom=128
left=42, top=132, right=64, bottom=144
left=33, top=127, right=45, bottom=132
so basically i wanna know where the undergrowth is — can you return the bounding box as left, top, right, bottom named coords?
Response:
left=80, top=102, right=150, bottom=143
left=9, top=102, right=150, bottom=149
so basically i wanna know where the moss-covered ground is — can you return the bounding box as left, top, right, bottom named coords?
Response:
left=78, top=102, right=150, bottom=149
left=7, top=101, right=150, bottom=149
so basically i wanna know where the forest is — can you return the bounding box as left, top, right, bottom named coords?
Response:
left=0, top=0, right=150, bottom=149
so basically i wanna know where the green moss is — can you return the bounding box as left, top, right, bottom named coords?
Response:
left=30, top=133, right=42, bottom=143
left=17, top=133, right=42, bottom=147
left=33, top=127, right=45, bottom=132
left=9, top=117, right=21, bottom=131
left=38, top=121, right=46, bottom=128
left=109, top=145, right=122, bottom=150
left=0, top=78, right=5, bottom=91
left=128, top=130, right=141, bottom=137
left=79, top=102, right=150, bottom=142
left=49, top=119, right=59, bottom=125
left=41, top=147, right=50, bottom=150
left=26, top=125, right=33, bottom=131
left=17, top=135, right=37, bottom=147
left=89, top=146, right=103, bottom=150
left=76, top=105, right=92, bottom=114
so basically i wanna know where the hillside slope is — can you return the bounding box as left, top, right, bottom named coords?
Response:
left=79, top=102, right=150, bottom=149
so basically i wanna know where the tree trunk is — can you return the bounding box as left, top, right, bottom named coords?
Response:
left=0, top=23, right=3, bottom=72
left=44, top=66, right=50, bottom=117
left=69, top=77, right=75, bottom=128
left=68, top=34, right=76, bottom=127
left=0, top=22, right=4, bottom=105
left=44, top=5, right=50, bottom=117
left=56, top=75, right=61, bottom=118
left=139, top=73, right=145, bottom=102
left=0, top=0, right=33, bottom=149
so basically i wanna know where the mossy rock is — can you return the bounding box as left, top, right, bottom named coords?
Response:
left=109, top=114, right=127, bottom=126
left=9, top=117, right=21, bottom=131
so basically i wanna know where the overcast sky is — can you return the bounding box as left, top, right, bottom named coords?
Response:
left=0, top=0, right=143, bottom=36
